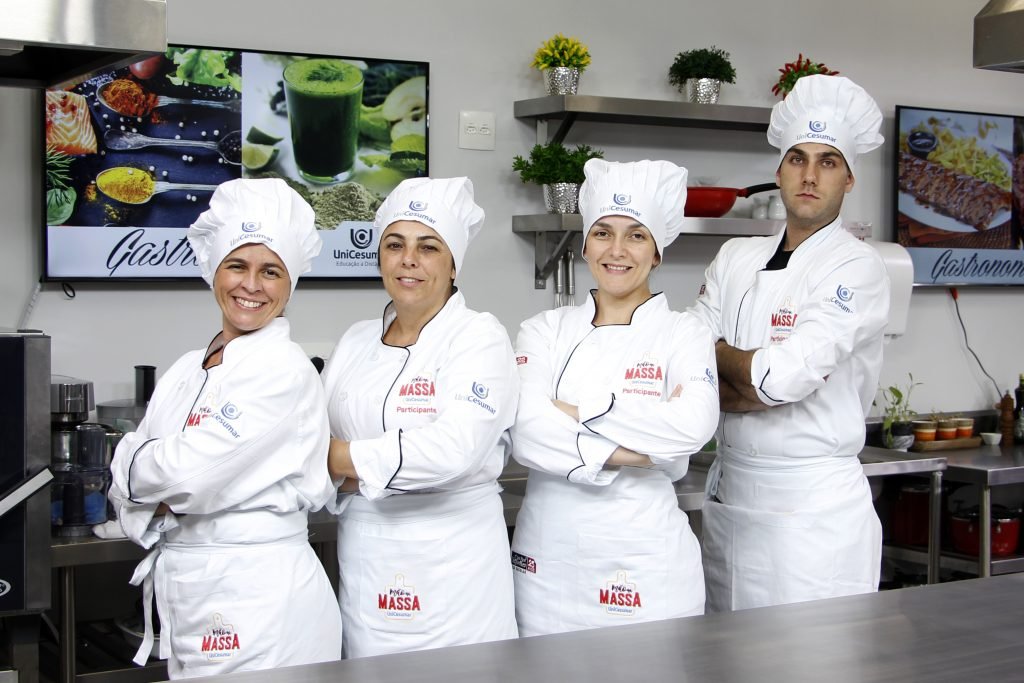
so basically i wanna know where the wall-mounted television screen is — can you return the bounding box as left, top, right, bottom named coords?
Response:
left=43, top=44, right=428, bottom=281
left=894, top=105, right=1022, bottom=285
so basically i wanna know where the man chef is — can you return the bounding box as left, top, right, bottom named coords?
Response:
left=688, top=75, right=891, bottom=612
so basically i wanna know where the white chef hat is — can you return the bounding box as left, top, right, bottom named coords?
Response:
left=373, top=176, right=484, bottom=278
left=579, top=159, right=688, bottom=257
left=767, top=75, right=884, bottom=175
left=187, top=178, right=321, bottom=295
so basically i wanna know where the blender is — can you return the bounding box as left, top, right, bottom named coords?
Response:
left=50, top=375, right=118, bottom=536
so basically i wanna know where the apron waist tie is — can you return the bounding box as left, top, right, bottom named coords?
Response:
left=128, top=545, right=163, bottom=665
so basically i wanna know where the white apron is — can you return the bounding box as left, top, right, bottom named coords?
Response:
left=337, top=483, right=517, bottom=659
left=702, top=447, right=881, bottom=613
left=512, top=468, right=704, bottom=637
left=131, top=512, right=342, bottom=679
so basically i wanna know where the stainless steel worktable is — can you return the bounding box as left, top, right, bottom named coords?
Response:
left=927, top=444, right=1024, bottom=578
left=196, top=574, right=1024, bottom=683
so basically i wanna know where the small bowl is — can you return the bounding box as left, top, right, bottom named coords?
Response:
left=981, top=432, right=1002, bottom=446
left=907, top=130, right=938, bottom=159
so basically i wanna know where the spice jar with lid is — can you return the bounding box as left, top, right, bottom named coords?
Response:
left=1000, top=391, right=1015, bottom=446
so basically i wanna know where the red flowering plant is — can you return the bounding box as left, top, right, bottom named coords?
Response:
left=772, top=54, right=839, bottom=97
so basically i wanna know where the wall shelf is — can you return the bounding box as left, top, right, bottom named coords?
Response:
left=511, top=94, right=777, bottom=288
left=514, top=95, right=773, bottom=144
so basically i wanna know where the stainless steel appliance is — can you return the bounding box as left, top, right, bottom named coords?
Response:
left=0, top=0, right=166, bottom=88
left=97, top=364, right=155, bottom=433
left=0, top=331, right=52, bottom=683
left=974, top=0, right=1024, bottom=73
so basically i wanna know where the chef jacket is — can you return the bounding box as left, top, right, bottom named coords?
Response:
left=512, top=291, right=719, bottom=482
left=321, top=290, right=518, bottom=500
left=108, top=317, right=341, bottom=676
left=111, top=317, right=335, bottom=540
left=689, top=218, right=890, bottom=458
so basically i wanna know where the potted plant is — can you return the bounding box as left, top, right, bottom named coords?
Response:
left=668, top=46, right=736, bottom=104
left=532, top=33, right=591, bottom=96
left=512, top=142, right=604, bottom=213
left=878, top=373, right=922, bottom=450
left=772, top=53, right=839, bottom=98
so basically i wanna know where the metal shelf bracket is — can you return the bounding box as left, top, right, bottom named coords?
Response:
left=533, top=230, right=578, bottom=289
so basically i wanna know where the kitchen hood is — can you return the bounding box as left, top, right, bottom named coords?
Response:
left=974, top=0, right=1024, bottom=73
left=0, top=0, right=166, bottom=89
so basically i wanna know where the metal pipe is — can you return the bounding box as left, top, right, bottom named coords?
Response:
left=566, top=248, right=575, bottom=304
left=928, top=471, right=942, bottom=584
left=59, top=567, right=75, bottom=683
left=554, top=252, right=565, bottom=308
left=980, top=485, right=992, bottom=578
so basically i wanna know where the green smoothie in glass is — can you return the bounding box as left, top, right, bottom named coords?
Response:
left=284, top=59, right=364, bottom=184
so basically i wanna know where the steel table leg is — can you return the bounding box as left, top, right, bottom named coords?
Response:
left=5, top=614, right=40, bottom=683
left=980, top=485, right=992, bottom=578
left=927, top=471, right=942, bottom=584
left=59, top=566, right=75, bottom=683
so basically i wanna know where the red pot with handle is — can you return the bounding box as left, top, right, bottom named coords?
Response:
left=950, top=505, right=1020, bottom=557
left=684, top=183, right=778, bottom=218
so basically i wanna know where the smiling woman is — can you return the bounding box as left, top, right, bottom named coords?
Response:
left=510, top=159, right=720, bottom=637
left=320, top=176, right=521, bottom=658
left=214, top=244, right=291, bottom=344
left=106, top=178, right=342, bottom=679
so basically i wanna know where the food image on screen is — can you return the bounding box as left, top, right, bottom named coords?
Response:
left=898, top=151, right=1011, bottom=231
left=895, top=107, right=1017, bottom=240
left=45, top=91, right=98, bottom=155
left=43, top=44, right=429, bottom=281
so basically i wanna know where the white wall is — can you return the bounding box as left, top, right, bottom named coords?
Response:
left=1, top=0, right=1020, bottom=414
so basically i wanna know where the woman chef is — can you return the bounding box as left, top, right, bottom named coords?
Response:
left=510, top=159, right=719, bottom=636
left=321, top=177, right=519, bottom=658
left=108, top=178, right=342, bottom=678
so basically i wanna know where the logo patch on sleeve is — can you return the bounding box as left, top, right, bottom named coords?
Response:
left=511, top=551, right=537, bottom=574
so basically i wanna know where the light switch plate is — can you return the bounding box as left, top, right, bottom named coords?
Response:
left=458, top=110, right=495, bottom=150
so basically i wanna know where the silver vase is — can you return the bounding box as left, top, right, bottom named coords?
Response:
left=543, top=67, right=580, bottom=95
left=543, top=183, right=580, bottom=214
left=687, top=78, right=721, bottom=104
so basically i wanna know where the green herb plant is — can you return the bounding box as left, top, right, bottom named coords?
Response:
left=878, top=373, right=921, bottom=448
left=668, top=46, right=737, bottom=91
left=45, top=145, right=77, bottom=225
left=532, top=34, right=591, bottom=72
left=512, top=143, right=604, bottom=185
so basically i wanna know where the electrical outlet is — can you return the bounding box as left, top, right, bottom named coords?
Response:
left=458, top=110, right=495, bottom=150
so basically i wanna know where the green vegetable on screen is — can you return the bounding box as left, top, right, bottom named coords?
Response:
left=46, top=188, right=76, bottom=225
left=165, top=48, right=242, bottom=91
left=390, top=134, right=426, bottom=156
left=359, top=103, right=391, bottom=143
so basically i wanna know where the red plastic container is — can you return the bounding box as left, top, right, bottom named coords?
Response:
left=891, top=484, right=931, bottom=546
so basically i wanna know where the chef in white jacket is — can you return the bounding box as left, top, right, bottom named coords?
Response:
left=108, top=178, right=342, bottom=678
left=511, top=159, right=720, bottom=637
left=688, top=75, right=891, bottom=612
left=321, top=177, right=518, bottom=658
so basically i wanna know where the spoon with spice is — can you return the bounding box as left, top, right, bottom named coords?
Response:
left=97, top=79, right=242, bottom=117
left=95, top=167, right=218, bottom=205
left=104, top=129, right=242, bottom=166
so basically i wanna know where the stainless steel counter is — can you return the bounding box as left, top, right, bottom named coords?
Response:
left=45, top=450, right=948, bottom=683
left=195, top=574, right=1024, bottom=683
